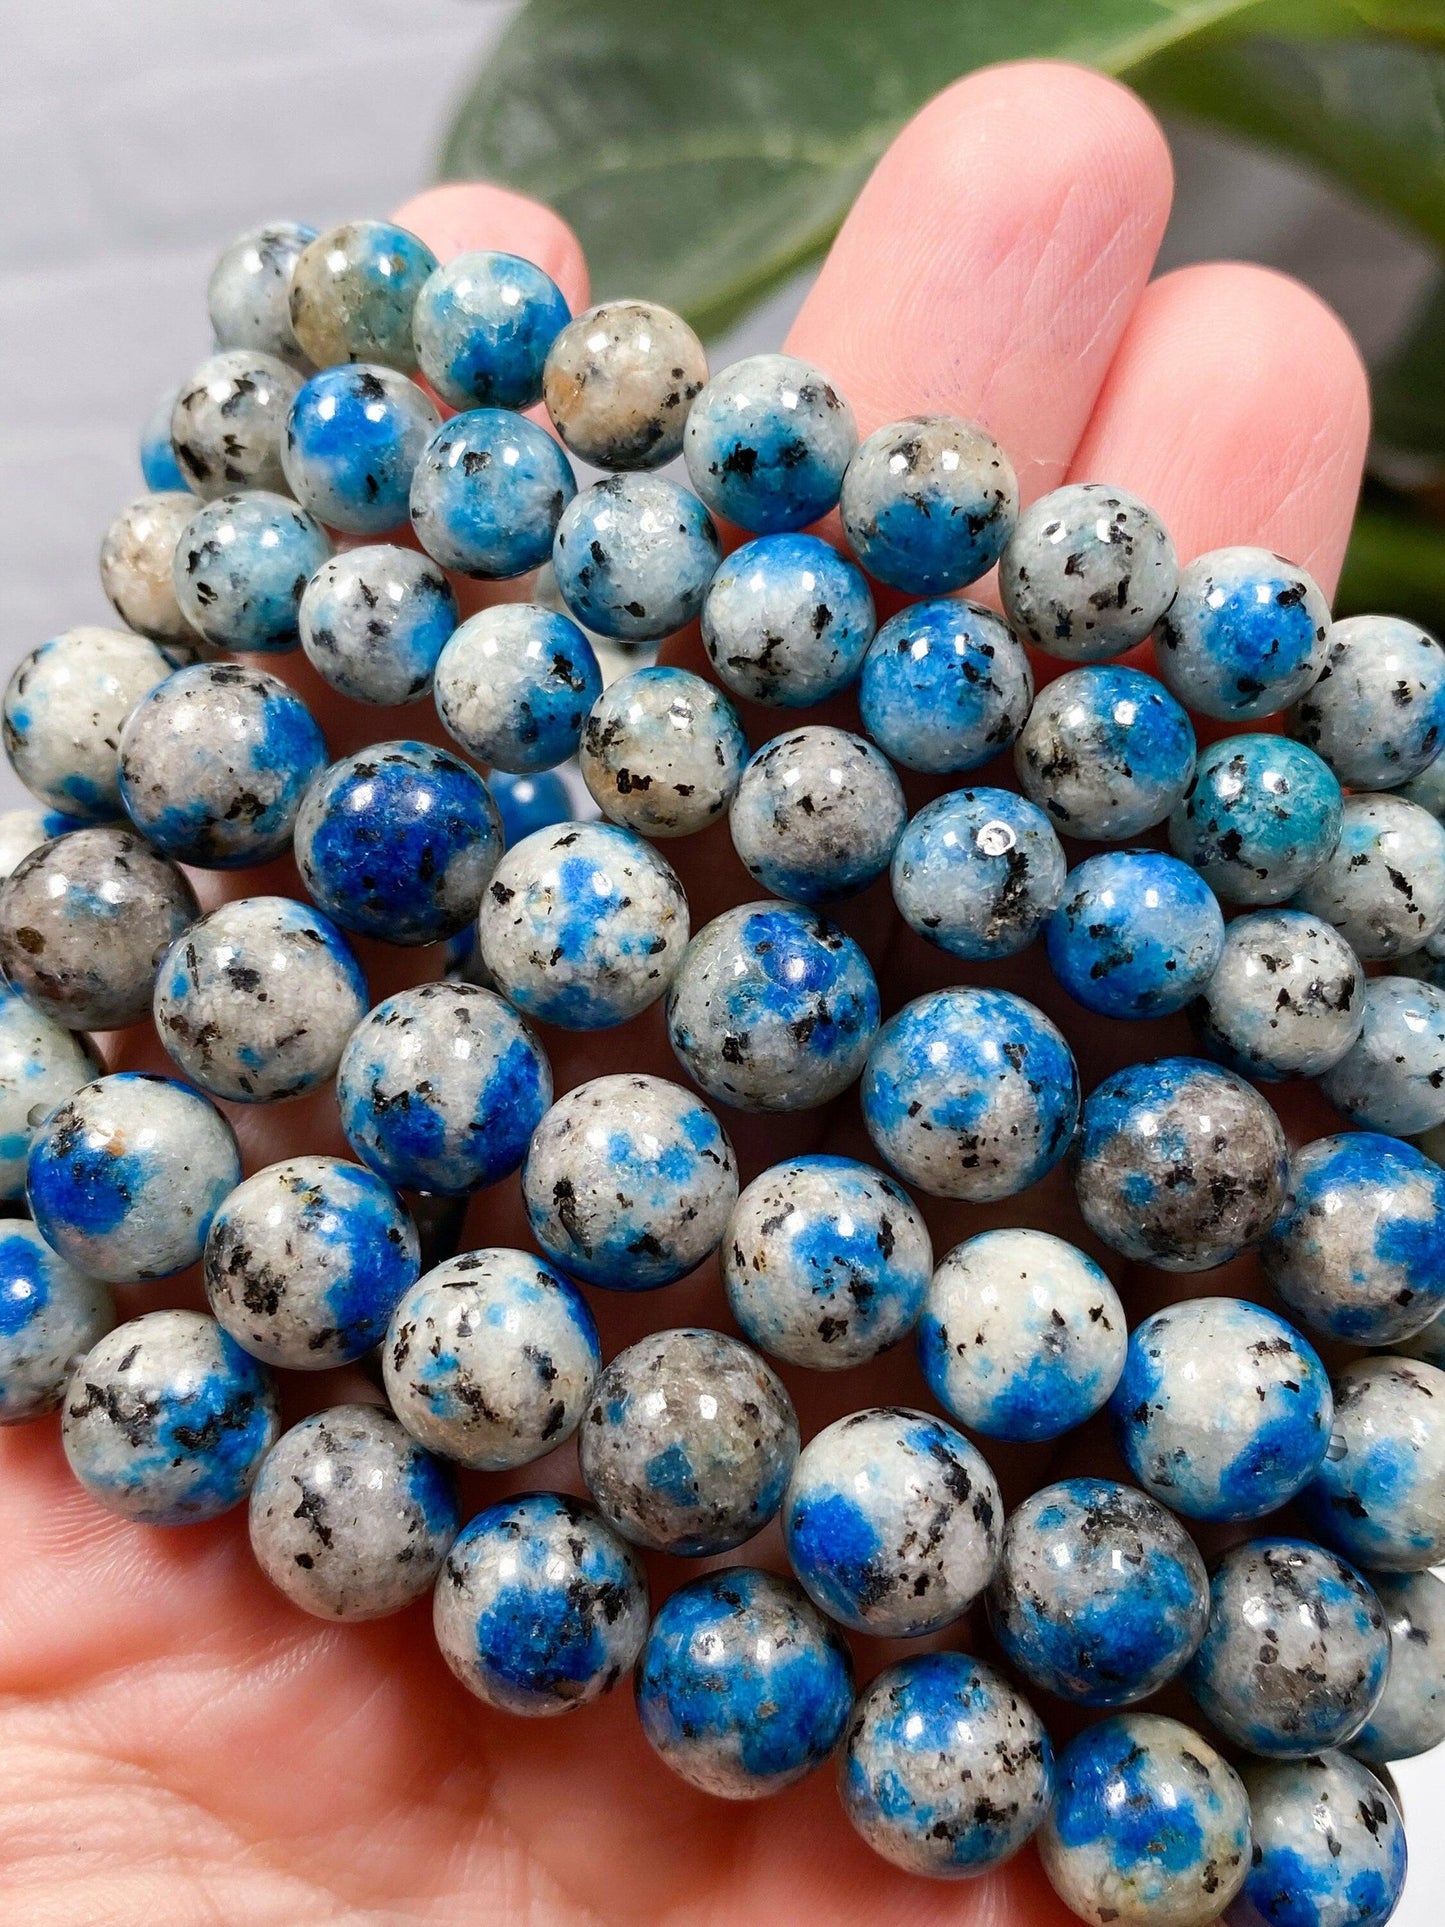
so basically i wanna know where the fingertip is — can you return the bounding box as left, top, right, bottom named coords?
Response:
left=391, top=182, right=590, bottom=311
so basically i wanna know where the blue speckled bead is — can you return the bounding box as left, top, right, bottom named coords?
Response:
left=840, top=414, right=1018, bottom=594
left=4, top=625, right=178, bottom=821
left=1320, top=976, right=1445, bottom=1136
left=1293, top=612, right=1445, bottom=790
left=1155, top=545, right=1331, bottom=722
left=858, top=598, right=1033, bottom=775
left=839, top=1653, right=1051, bottom=1878
left=1235, top=1752, right=1406, bottom=1927
left=0, top=984, right=101, bottom=1199
left=782, top=1407, right=1001, bottom=1636
left=0, top=1220, right=112, bottom=1424
left=288, top=219, right=436, bottom=372
left=891, top=786, right=1066, bottom=961
left=1110, top=1298, right=1331, bottom=1522
left=666, top=900, right=878, bottom=1112
left=413, top=250, right=569, bottom=409
left=1074, top=1058, right=1288, bottom=1270
left=1047, top=850, right=1224, bottom=1020
left=207, top=220, right=316, bottom=368
left=862, top=986, right=1079, bottom=1202
left=580, top=666, right=747, bottom=839
left=552, top=474, right=720, bottom=641
left=205, top=1155, right=419, bottom=1370
left=337, top=982, right=551, bottom=1196
left=140, top=383, right=190, bottom=492
left=298, top=544, right=457, bottom=706
left=27, top=1072, right=240, bottom=1284
left=62, top=1309, right=278, bottom=1525
left=100, top=492, right=200, bottom=646
left=173, top=490, right=330, bottom=653
left=1303, top=1357, right=1445, bottom=1572
left=700, top=532, right=874, bottom=707
left=987, top=1479, right=1208, bottom=1707
left=722, top=1154, right=932, bottom=1370
left=170, top=349, right=300, bottom=499
left=282, top=364, right=439, bottom=535
left=1014, top=664, right=1196, bottom=840
left=636, top=1568, right=852, bottom=1798
left=0, top=806, right=71, bottom=881
left=1294, top=795, right=1445, bottom=961
left=1193, top=909, right=1363, bottom=1082
left=488, top=770, right=572, bottom=848
left=1040, top=1714, right=1251, bottom=1927
left=433, top=603, right=601, bottom=774
left=118, top=662, right=327, bottom=868
left=1169, top=732, right=1343, bottom=906
left=919, top=1228, right=1126, bottom=1442
left=409, top=408, right=575, bottom=579
left=1187, top=1538, right=1388, bottom=1758
left=999, top=482, right=1178, bottom=661
left=730, top=726, right=904, bottom=902
left=296, top=740, right=502, bottom=945
left=1352, top=1568, right=1445, bottom=1762
left=683, top=353, right=856, bottom=534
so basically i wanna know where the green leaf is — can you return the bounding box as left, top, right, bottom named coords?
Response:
left=1375, top=274, right=1445, bottom=464
left=1337, top=498, right=1445, bottom=628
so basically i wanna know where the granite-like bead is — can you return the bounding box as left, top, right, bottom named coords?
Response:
left=169, top=348, right=301, bottom=499
left=730, top=726, right=904, bottom=902
left=543, top=298, right=706, bottom=469
left=580, top=666, right=746, bottom=839
left=0, top=1220, right=112, bottom=1424
left=1039, top=1714, right=1251, bottom=1927
left=1303, top=1357, right=1445, bottom=1572
left=1293, top=612, right=1445, bottom=790
left=1155, top=545, right=1331, bottom=721
left=282, top=364, right=439, bottom=535
left=722, top=1154, right=932, bottom=1370
left=987, top=1479, right=1208, bottom=1706
left=683, top=353, right=856, bottom=534
left=1047, top=850, right=1224, bottom=1020
left=173, top=490, right=330, bottom=653
left=551, top=474, right=720, bottom=641
left=62, top=1309, right=278, bottom=1525
left=891, top=786, right=1066, bottom=960
left=139, top=383, right=190, bottom=493
left=409, top=408, right=576, bottom=579
left=665, top=900, right=878, bottom=1112
left=999, top=482, right=1177, bottom=661
left=1193, top=909, right=1363, bottom=1082
left=839, top=1652, right=1051, bottom=1878
left=1169, top=732, right=1344, bottom=906
left=1293, top=794, right=1445, bottom=961
left=0, top=826, right=199, bottom=1030
left=782, top=1407, right=1001, bottom=1636
left=862, top=986, right=1079, bottom=1202
left=249, top=1404, right=456, bottom=1620
left=918, top=1228, right=1126, bottom=1442
left=578, top=1327, right=797, bottom=1555
left=1013, top=664, right=1196, bottom=840
left=0, top=983, right=102, bottom=1198
left=477, top=820, right=688, bottom=1029
left=413, top=249, right=569, bottom=410
left=1236, top=1752, right=1406, bottom=1927
left=118, top=662, right=327, bottom=869
left=1351, top=1568, right=1445, bottom=1762
left=298, top=544, right=457, bottom=706
left=636, top=1568, right=852, bottom=1799
left=433, top=603, right=601, bottom=775
left=288, top=219, right=437, bottom=372
left=205, top=1155, right=420, bottom=1370
left=1109, top=1298, right=1332, bottom=1522
left=207, top=220, right=316, bottom=369
left=98, top=492, right=200, bottom=645
left=488, top=770, right=572, bottom=848
left=4, top=625, right=178, bottom=820
left=700, top=532, right=875, bottom=707
left=521, top=1074, right=736, bottom=1290
left=0, top=806, right=70, bottom=881
left=1319, top=976, right=1445, bottom=1135
left=859, top=598, right=1034, bottom=775
left=337, top=983, right=551, bottom=1196
left=841, top=414, right=1018, bottom=594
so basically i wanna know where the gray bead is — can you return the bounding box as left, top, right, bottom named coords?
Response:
left=299, top=545, right=458, bottom=706
left=0, top=1221, right=113, bottom=1424
left=1352, top=1568, right=1445, bottom=1762
left=0, top=985, right=102, bottom=1199
left=1012, top=664, right=1195, bottom=841
left=730, top=727, right=905, bottom=903
left=840, top=414, right=1017, bottom=595
left=170, top=349, right=301, bottom=499
left=1192, top=908, right=1364, bottom=1081
left=1304, top=1356, right=1445, bottom=1572
left=580, top=666, right=746, bottom=839
left=552, top=474, right=720, bottom=642
left=207, top=220, right=316, bottom=369
left=1320, top=975, right=1445, bottom=1135
left=1293, top=612, right=1445, bottom=790
left=1000, top=482, right=1177, bottom=661
left=98, top=493, right=201, bottom=646
left=543, top=299, right=707, bottom=469
left=890, top=786, right=1067, bottom=961
left=1294, top=793, right=1445, bottom=960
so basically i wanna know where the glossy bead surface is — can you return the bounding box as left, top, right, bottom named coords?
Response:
left=207, top=220, right=315, bottom=368
left=1293, top=612, right=1445, bottom=790
left=891, top=785, right=1065, bottom=960
left=1169, top=732, right=1343, bottom=905
left=282, top=363, right=439, bottom=534
left=730, top=726, right=904, bottom=902
left=1319, top=976, right=1445, bottom=1135
left=0, top=983, right=102, bottom=1199
left=1154, top=545, right=1331, bottom=721
left=412, top=249, right=568, bottom=409
left=1236, top=1752, right=1406, bottom=1927
left=99, top=491, right=200, bottom=645
left=298, top=544, right=457, bottom=706
left=1303, top=1357, right=1445, bottom=1571
left=288, top=219, right=436, bottom=372
left=1351, top=1568, right=1445, bottom=1762
left=841, top=414, right=1018, bottom=594
left=4, top=625, right=177, bottom=820
left=1193, top=909, right=1363, bottom=1081
left=139, top=384, right=190, bottom=492
left=0, top=806, right=70, bottom=881
left=999, top=481, right=1177, bottom=661
left=1013, top=664, right=1196, bottom=840
left=1047, top=850, right=1224, bottom=1020
left=859, top=598, right=1033, bottom=775
left=580, top=665, right=746, bottom=839
left=0, top=1220, right=112, bottom=1424
left=409, top=407, right=575, bottom=579
left=433, top=603, right=601, bottom=775
left=700, top=531, right=874, bottom=707
left=683, top=352, right=856, bottom=533
left=488, top=769, right=572, bottom=848
left=173, top=490, right=330, bottom=653
left=543, top=298, right=706, bottom=469
left=551, top=474, right=719, bottom=641
left=170, top=348, right=300, bottom=498
left=1293, top=794, right=1445, bottom=961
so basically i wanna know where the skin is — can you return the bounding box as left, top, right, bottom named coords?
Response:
left=0, top=61, right=1370, bottom=1926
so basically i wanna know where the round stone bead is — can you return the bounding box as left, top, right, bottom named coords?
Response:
left=1186, top=1538, right=1388, bottom=1757
left=478, top=820, right=688, bottom=1029
left=665, top=900, right=878, bottom=1112
left=782, top=1408, right=1001, bottom=1637
left=435, top=1493, right=648, bottom=1716
left=298, top=544, right=457, bottom=706
left=1039, top=1714, right=1250, bottom=1927
left=998, top=482, right=1177, bottom=661
left=1352, top=1568, right=1445, bottom=1762
left=858, top=598, right=1033, bottom=775
left=1402, top=749, right=1445, bottom=817
left=433, top=603, right=601, bottom=775
left=1192, top=909, right=1364, bottom=1082
left=918, top=1228, right=1126, bottom=1442
left=1109, top=1298, right=1331, bottom=1522
left=1303, top=1357, right=1445, bottom=1571
left=4, top=624, right=177, bottom=821
left=488, top=769, right=572, bottom=848
left=383, top=1248, right=598, bottom=1470
left=1293, top=794, right=1445, bottom=961
left=552, top=474, right=720, bottom=642
left=730, top=727, right=905, bottom=902
left=282, top=364, right=439, bottom=535
left=1262, top=1132, right=1445, bottom=1345
left=722, top=1154, right=932, bottom=1371
left=288, top=219, right=436, bottom=372
left=637, top=1568, right=852, bottom=1799
left=1238, top=1753, right=1406, bottom=1927
left=413, top=249, right=569, bottom=410
left=0, top=984, right=102, bottom=1198
left=98, top=492, right=200, bottom=645
left=1154, top=545, right=1331, bottom=721
left=169, top=348, right=300, bottom=499
left=543, top=298, right=707, bottom=469
left=987, top=1479, right=1208, bottom=1707
left=1013, top=664, right=1196, bottom=840
left=1169, top=732, right=1344, bottom=906
left=249, top=1404, right=456, bottom=1620
left=409, top=408, right=575, bottom=579
left=839, top=1653, right=1051, bottom=1878
left=1074, top=1057, right=1287, bottom=1270
left=683, top=353, right=857, bottom=533
left=296, top=741, right=502, bottom=946
left=62, top=1309, right=278, bottom=1525
left=0, top=806, right=70, bottom=882
left=840, top=414, right=1018, bottom=595
left=139, top=384, right=190, bottom=493
left=173, top=491, right=331, bottom=653
left=521, top=1074, right=736, bottom=1290
left=207, top=220, right=315, bottom=368
left=1046, top=850, right=1224, bottom=1021
left=0, top=1221, right=112, bottom=1424
left=862, top=986, right=1079, bottom=1202
left=1319, top=976, right=1445, bottom=1135
left=337, top=983, right=551, bottom=1196
left=118, top=662, right=327, bottom=869
left=700, top=532, right=875, bottom=707
left=891, top=786, right=1066, bottom=961
left=0, top=827, right=198, bottom=1031
left=205, top=1155, right=420, bottom=1370
left=1293, top=613, right=1445, bottom=790
left=580, top=666, right=746, bottom=839
left=578, top=1327, right=797, bottom=1555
